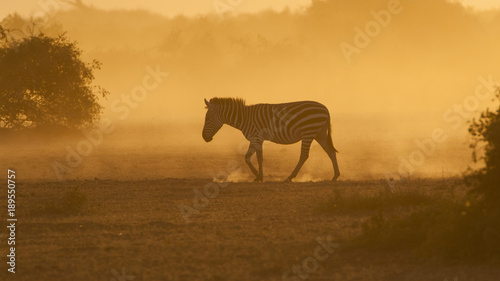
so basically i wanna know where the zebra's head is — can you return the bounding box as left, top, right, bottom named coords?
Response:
left=202, top=98, right=223, bottom=142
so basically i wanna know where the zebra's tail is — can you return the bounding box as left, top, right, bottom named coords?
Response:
left=327, top=119, right=338, bottom=153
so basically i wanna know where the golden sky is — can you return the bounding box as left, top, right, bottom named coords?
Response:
left=1, top=0, right=499, bottom=20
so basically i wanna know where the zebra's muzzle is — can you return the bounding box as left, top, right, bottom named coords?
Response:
left=203, top=134, right=213, bottom=142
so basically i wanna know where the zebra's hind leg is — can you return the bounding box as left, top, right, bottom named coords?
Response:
left=315, top=130, right=340, bottom=181
left=285, top=139, right=312, bottom=182
left=255, top=142, right=264, bottom=182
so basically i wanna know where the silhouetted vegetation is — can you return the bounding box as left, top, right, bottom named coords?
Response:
left=0, top=26, right=107, bottom=131
left=468, top=89, right=500, bottom=208
left=462, top=87, right=500, bottom=256
left=355, top=91, right=500, bottom=260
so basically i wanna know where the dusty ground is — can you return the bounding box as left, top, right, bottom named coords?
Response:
left=1, top=178, right=499, bottom=281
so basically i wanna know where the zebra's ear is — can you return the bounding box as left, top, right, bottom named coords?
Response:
left=204, top=98, right=211, bottom=109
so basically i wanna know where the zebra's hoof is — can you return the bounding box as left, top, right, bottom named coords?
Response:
left=254, top=177, right=263, bottom=182
left=283, top=178, right=292, bottom=183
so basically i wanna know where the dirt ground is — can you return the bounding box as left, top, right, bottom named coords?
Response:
left=1, top=178, right=499, bottom=281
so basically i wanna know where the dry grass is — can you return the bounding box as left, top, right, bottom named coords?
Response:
left=2, top=178, right=499, bottom=281
left=37, top=187, right=88, bottom=215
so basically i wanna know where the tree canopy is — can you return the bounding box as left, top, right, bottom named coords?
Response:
left=462, top=88, right=500, bottom=258
left=0, top=26, right=107, bottom=130
left=468, top=89, right=500, bottom=208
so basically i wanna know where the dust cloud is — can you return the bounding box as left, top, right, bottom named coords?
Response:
left=1, top=0, right=499, bottom=181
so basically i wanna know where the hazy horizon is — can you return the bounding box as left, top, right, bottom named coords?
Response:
left=2, top=0, right=500, bottom=21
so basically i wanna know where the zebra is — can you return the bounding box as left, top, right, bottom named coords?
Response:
left=202, top=98, right=340, bottom=182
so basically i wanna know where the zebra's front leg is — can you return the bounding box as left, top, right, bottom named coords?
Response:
left=285, top=140, right=312, bottom=182
left=245, top=144, right=260, bottom=182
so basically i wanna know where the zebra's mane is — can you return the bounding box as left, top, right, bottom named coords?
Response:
left=209, top=97, right=246, bottom=108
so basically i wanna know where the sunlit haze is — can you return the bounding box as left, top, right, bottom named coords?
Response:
left=2, top=0, right=500, bottom=20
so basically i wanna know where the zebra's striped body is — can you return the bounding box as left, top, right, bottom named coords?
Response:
left=241, top=101, right=331, bottom=144
left=203, top=98, right=340, bottom=182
